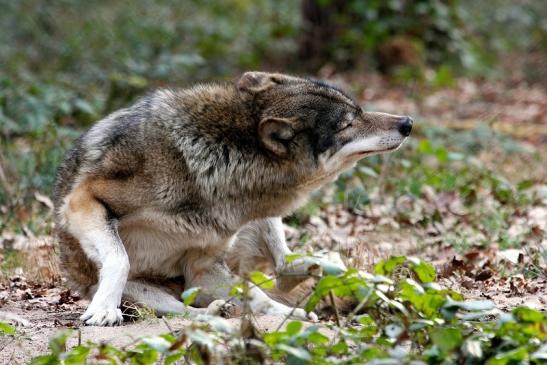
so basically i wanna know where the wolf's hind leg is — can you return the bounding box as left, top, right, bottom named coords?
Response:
left=185, top=251, right=316, bottom=321
left=81, top=279, right=230, bottom=318
left=122, top=280, right=223, bottom=316
left=61, top=183, right=129, bottom=326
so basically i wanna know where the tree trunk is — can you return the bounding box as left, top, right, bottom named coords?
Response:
left=298, top=0, right=350, bottom=72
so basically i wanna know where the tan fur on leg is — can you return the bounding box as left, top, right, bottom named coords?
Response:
left=60, top=182, right=129, bottom=326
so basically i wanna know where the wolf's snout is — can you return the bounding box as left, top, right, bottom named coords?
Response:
left=398, top=116, right=413, bottom=137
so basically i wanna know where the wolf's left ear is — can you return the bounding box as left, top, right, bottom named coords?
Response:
left=259, top=117, right=295, bottom=157
left=237, top=72, right=280, bottom=95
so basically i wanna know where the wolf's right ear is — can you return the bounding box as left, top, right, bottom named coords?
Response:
left=259, top=117, right=295, bottom=158
left=237, top=72, right=279, bottom=95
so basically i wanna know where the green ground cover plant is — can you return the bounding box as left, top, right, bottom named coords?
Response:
left=3, top=256, right=543, bottom=364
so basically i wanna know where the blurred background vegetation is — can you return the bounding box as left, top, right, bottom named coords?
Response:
left=0, top=0, right=545, bottom=238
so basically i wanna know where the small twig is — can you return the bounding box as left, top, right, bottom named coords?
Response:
left=274, top=286, right=316, bottom=332
left=121, top=337, right=144, bottom=351
left=329, top=290, right=341, bottom=327
left=328, top=280, right=374, bottom=346
left=184, top=354, right=191, bottom=365
left=523, top=245, right=547, bottom=279
left=162, top=316, right=174, bottom=334
left=0, top=337, right=16, bottom=353
left=223, top=276, right=277, bottom=305
left=347, top=289, right=374, bottom=321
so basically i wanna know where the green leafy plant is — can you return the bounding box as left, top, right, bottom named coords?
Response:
left=28, top=256, right=546, bottom=364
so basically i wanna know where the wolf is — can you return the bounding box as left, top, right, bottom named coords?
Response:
left=53, top=72, right=412, bottom=326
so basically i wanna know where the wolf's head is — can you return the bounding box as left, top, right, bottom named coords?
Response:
left=237, top=71, right=413, bottom=189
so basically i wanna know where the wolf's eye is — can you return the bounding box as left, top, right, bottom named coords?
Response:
left=337, top=114, right=355, bottom=132
left=337, top=122, right=352, bottom=132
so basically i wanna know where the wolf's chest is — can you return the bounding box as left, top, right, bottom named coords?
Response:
left=117, top=211, right=236, bottom=278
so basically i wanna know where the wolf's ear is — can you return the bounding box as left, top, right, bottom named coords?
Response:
left=237, top=72, right=279, bottom=94
left=259, top=117, right=295, bottom=157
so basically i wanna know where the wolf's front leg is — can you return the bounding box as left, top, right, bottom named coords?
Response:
left=184, top=250, right=316, bottom=320
left=230, top=217, right=309, bottom=292
left=61, top=184, right=129, bottom=326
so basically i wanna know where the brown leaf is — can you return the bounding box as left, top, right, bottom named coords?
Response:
left=475, top=269, right=493, bottom=281
left=461, top=278, right=475, bottom=289
left=464, top=251, right=482, bottom=261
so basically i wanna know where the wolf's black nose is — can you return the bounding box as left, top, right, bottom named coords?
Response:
left=398, top=116, right=413, bottom=137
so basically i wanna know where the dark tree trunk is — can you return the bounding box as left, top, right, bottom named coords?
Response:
left=298, top=0, right=350, bottom=72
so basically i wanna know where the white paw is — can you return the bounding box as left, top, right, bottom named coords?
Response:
left=292, top=308, right=318, bottom=322
left=201, top=300, right=241, bottom=317
left=264, top=304, right=317, bottom=322
left=205, top=299, right=228, bottom=315
left=306, top=311, right=319, bottom=322
left=81, top=306, right=123, bottom=326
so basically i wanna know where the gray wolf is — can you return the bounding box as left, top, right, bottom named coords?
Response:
left=53, top=71, right=412, bottom=325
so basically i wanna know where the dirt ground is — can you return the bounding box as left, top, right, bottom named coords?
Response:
left=1, top=300, right=327, bottom=364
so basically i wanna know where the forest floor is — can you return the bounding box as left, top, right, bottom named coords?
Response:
left=0, top=73, right=545, bottom=363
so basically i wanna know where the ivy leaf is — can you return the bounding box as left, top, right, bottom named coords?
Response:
left=512, top=306, right=545, bottom=323
left=249, top=271, right=274, bottom=289
left=317, top=258, right=346, bottom=276
left=229, top=283, right=244, bottom=297
left=486, top=347, right=528, bottom=365
left=356, top=314, right=378, bottom=338
left=462, top=339, right=483, bottom=359
left=286, top=321, right=303, bottom=336
left=195, top=314, right=233, bottom=333
left=187, top=329, right=215, bottom=350
left=285, top=254, right=302, bottom=263
left=165, top=351, right=186, bottom=365
left=64, top=345, right=91, bottom=364
left=431, top=327, right=463, bottom=353
left=142, top=336, right=172, bottom=353
left=374, top=256, right=406, bottom=276
left=181, top=287, right=201, bottom=306
left=531, top=344, right=547, bottom=360
left=443, top=298, right=496, bottom=312
left=331, top=341, right=348, bottom=354
left=305, top=275, right=344, bottom=312
left=408, top=258, right=436, bottom=283
left=277, top=344, right=311, bottom=362
left=305, top=330, right=329, bottom=345
left=409, top=319, right=435, bottom=331
left=304, top=293, right=321, bottom=313
left=29, top=355, right=57, bottom=364
left=0, top=322, right=16, bottom=336
left=48, top=330, right=74, bottom=356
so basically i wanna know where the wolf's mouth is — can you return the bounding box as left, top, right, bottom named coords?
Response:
left=350, top=144, right=401, bottom=157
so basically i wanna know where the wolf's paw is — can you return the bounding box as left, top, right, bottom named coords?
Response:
left=204, top=300, right=241, bottom=318
left=264, top=304, right=317, bottom=322
left=81, top=306, right=123, bottom=326
left=292, top=308, right=318, bottom=322
left=205, top=299, right=228, bottom=315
